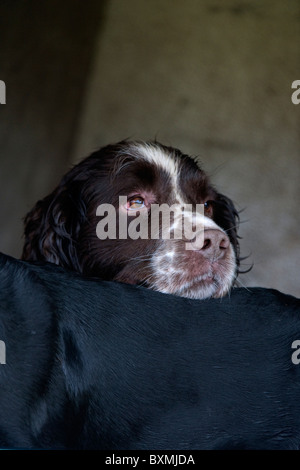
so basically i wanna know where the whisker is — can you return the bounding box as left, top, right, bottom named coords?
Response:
left=223, top=223, right=241, bottom=233
left=127, top=254, right=153, bottom=263
left=235, top=277, right=252, bottom=292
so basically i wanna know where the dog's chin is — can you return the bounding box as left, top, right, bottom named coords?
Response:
left=176, top=279, right=220, bottom=300
left=157, top=277, right=228, bottom=300
left=114, top=267, right=234, bottom=300
left=178, top=282, right=232, bottom=300
left=143, top=275, right=232, bottom=300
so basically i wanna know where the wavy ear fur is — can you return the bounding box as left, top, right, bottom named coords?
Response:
left=22, top=172, right=88, bottom=272
left=214, top=193, right=240, bottom=270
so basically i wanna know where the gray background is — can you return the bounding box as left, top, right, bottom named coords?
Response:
left=0, top=0, right=299, bottom=297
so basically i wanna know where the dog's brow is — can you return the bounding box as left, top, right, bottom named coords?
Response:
left=110, top=155, right=135, bottom=179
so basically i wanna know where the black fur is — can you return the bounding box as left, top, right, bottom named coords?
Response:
left=0, top=252, right=300, bottom=449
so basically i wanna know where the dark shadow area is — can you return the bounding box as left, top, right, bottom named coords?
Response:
left=0, top=0, right=108, bottom=256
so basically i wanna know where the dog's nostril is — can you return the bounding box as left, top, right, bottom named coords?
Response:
left=192, top=229, right=230, bottom=258
left=219, top=237, right=230, bottom=250
left=188, top=229, right=230, bottom=255
left=202, top=238, right=211, bottom=250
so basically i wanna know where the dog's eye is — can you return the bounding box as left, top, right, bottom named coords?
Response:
left=127, top=197, right=145, bottom=210
left=204, top=200, right=213, bottom=216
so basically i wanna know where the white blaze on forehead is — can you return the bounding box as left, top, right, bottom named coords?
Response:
left=124, top=142, right=225, bottom=241
left=129, top=142, right=186, bottom=205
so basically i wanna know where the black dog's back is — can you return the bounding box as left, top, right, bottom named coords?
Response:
left=0, top=252, right=300, bottom=449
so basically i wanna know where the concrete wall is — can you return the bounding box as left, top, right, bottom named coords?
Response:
left=0, top=0, right=299, bottom=297
left=73, top=0, right=300, bottom=297
left=0, top=0, right=106, bottom=255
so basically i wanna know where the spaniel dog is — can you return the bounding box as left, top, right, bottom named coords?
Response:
left=22, top=141, right=240, bottom=299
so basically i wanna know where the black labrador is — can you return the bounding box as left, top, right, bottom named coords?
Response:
left=0, top=252, right=300, bottom=450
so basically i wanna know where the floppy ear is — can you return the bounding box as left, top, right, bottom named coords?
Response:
left=213, top=193, right=240, bottom=268
left=22, top=176, right=87, bottom=272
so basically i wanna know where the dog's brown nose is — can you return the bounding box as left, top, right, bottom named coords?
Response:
left=191, top=229, right=230, bottom=259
